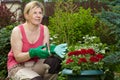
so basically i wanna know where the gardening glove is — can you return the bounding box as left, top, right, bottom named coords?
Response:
left=29, top=45, right=49, bottom=59
left=49, top=44, right=56, bottom=54
left=54, top=43, right=67, bottom=58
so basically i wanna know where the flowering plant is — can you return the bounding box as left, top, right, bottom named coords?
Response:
left=61, top=35, right=107, bottom=74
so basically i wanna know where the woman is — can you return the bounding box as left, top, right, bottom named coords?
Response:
left=7, top=1, right=57, bottom=80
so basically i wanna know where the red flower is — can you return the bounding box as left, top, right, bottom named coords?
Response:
left=68, top=52, right=73, bottom=56
left=63, top=48, right=105, bottom=72
left=68, top=51, right=81, bottom=56
left=66, top=58, right=74, bottom=64
left=78, top=58, right=87, bottom=64
left=80, top=49, right=87, bottom=55
left=96, top=54, right=104, bottom=60
left=89, top=56, right=99, bottom=62
left=87, top=48, right=96, bottom=55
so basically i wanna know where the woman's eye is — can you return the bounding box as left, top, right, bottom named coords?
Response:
left=33, top=12, right=37, bottom=14
left=39, top=12, right=42, bottom=14
left=33, top=12, right=42, bottom=14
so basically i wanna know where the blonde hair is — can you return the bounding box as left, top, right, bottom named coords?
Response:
left=23, top=1, right=45, bottom=16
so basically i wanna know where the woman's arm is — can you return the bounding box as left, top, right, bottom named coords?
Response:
left=43, top=25, right=50, bottom=49
left=11, top=27, right=31, bottom=63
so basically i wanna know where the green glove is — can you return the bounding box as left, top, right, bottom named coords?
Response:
left=29, top=45, right=49, bottom=59
left=49, top=44, right=56, bottom=54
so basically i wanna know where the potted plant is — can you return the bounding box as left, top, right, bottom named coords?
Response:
left=60, top=35, right=108, bottom=80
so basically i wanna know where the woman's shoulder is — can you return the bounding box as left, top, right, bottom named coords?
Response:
left=41, top=24, right=48, bottom=30
left=12, top=24, right=22, bottom=34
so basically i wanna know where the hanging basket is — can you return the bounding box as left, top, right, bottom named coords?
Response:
left=62, top=69, right=104, bottom=80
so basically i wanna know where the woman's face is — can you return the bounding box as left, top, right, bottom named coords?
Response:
left=26, top=6, right=43, bottom=26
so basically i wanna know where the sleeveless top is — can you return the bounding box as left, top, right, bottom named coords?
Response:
left=7, top=24, right=44, bottom=70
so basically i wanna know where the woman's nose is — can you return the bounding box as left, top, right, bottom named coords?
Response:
left=36, top=13, right=41, bottom=18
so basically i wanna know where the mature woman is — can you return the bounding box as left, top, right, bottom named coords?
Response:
left=7, top=1, right=58, bottom=80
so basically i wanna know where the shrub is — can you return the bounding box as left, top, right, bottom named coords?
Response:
left=0, top=24, right=15, bottom=77
left=95, top=1, right=120, bottom=79
left=48, top=1, right=97, bottom=45
left=96, top=9, right=120, bottom=52
left=0, top=25, right=14, bottom=54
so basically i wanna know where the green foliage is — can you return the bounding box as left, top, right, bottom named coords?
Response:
left=95, top=1, right=120, bottom=79
left=0, top=24, right=15, bottom=77
left=0, top=25, right=14, bottom=54
left=0, top=2, right=20, bottom=78
left=49, top=1, right=97, bottom=45
left=57, top=72, right=67, bottom=80
left=94, top=0, right=120, bottom=50
left=95, top=20, right=116, bottom=45
left=103, top=51, right=120, bottom=73
left=0, top=55, right=7, bottom=78
left=103, top=52, right=120, bottom=65
left=96, top=9, right=120, bottom=51
left=59, top=35, right=108, bottom=79
left=95, top=0, right=120, bottom=51
left=68, top=35, right=108, bottom=53
left=109, top=0, right=120, bottom=14
left=94, top=1, right=120, bottom=77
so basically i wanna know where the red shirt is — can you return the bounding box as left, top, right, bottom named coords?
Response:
left=7, top=24, right=44, bottom=70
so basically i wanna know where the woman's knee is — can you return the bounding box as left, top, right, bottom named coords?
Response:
left=33, top=62, right=50, bottom=75
left=13, top=68, right=40, bottom=80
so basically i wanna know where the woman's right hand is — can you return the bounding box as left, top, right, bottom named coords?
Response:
left=29, top=45, right=49, bottom=59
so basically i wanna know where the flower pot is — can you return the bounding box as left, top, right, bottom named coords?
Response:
left=62, top=69, right=104, bottom=80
